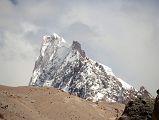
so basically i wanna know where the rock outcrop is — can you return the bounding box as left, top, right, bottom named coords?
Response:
left=118, top=97, right=154, bottom=120
left=152, top=89, right=159, bottom=120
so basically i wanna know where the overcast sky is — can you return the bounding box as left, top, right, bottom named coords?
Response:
left=0, top=0, right=159, bottom=95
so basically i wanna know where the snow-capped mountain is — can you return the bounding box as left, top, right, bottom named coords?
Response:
left=29, top=33, right=151, bottom=103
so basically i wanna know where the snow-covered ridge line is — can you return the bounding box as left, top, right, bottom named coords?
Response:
left=90, top=59, right=133, bottom=90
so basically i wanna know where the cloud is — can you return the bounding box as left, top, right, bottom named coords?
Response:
left=0, top=0, right=158, bottom=95
left=21, top=22, right=40, bottom=33
left=0, top=31, right=37, bottom=86
left=9, top=0, right=18, bottom=6
left=0, top=32, right=36, bottom=60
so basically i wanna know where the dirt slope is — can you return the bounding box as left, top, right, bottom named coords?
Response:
left=0, top=85, right=124, bottom=120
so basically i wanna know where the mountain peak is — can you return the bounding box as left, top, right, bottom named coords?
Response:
left=52, top=33, right=60, bottom=39
left=42, top=33, right=66, bottom=45
left=138, top=86, right=152, bottom=98
left=29, top=33, right=152, bottom=103
left=71, top=41, right=86, bottom=57
left=72, top=41, right=81, bottom=50
left=40, top=33, right=68, bottom=57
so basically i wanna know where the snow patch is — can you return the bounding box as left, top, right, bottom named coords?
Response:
left=93, top=92, right=104, bottom=102
left=31, top=68, right=41, bottom=84
left=118, top=78, right=133, bottom=90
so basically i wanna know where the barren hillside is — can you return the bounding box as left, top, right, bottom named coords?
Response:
left=0, top=85, right=124, bottom=120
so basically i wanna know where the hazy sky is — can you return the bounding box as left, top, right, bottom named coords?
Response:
left=0, top=0, right=159, bottom=95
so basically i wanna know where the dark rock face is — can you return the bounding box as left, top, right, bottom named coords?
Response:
left=152, top=89, right=159, bottom=120
left=71, top=41, right=85, bottom=57
left=118, top=97, right=154, bottom=120
left=138, top=86, right=152, bottom=98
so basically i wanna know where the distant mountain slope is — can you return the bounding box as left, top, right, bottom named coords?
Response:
left=29, top=33, right=151, bottom=103
left=0, top=85, right=124, bottom=120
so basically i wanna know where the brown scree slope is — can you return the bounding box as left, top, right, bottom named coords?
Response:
left=0, top=85, right=124, bottom=120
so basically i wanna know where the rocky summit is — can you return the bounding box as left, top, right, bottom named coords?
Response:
left=29, top=33, right=151, bottom=103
